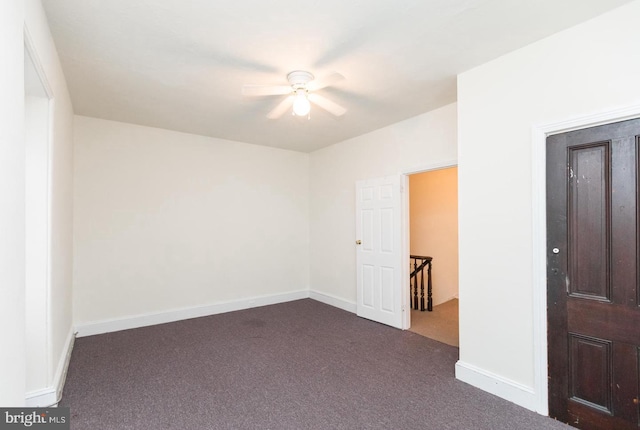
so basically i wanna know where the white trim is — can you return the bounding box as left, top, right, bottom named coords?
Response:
left=45, top=97, right=55, bottom=389
left=540, top=104, right=640, bottom=137
left=530, top=102, right=640, bottom=416
left=24, top=27, right=56, bottom=395
left=23, top=27, right=54, bottom=98
left=25, top=388, right=57, bottom=408
left=75, top=290, right=309, bottom=337
left=402, top=159, right=458, bottom=176
left=455, top=361, right=537, bottom=412
left=531, top=125, right=549, bottom=415
left=25, top=328, right=74, bottom=407
left=76, top=289, right=363, bottom=338
left=400, top=174, right=410, bottom=329
left=53, top=328, right=75, bottom=402
left=309, top=290, right=356, bottom=313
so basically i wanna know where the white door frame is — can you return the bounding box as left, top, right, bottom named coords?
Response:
left=531, top=102, right=640, bottom=415
left=400, top=160, right=458, bottom=330
left=24, top=26, right=55, bottom=405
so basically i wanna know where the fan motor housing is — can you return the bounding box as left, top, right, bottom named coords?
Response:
left=287, top=70, right=314, bottom=89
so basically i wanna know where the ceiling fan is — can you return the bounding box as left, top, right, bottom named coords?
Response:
left=242, top=70, right=347, bottom=119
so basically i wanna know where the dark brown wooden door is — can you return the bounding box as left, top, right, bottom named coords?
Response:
left=547, top=119, right=640, bottom=430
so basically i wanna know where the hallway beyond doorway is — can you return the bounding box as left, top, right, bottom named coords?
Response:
left=409, top=298, right=459, bottom=347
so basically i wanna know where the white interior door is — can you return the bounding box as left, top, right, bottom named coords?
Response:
left=355, top=175, right=404, bottom=329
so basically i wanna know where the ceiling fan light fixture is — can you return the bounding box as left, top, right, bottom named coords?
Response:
left=243, top=70, right=345, bottom=120
left=292, top=89, right=310, bottom=116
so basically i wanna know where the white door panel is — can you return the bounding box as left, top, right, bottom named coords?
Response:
left=356, top=175, right=403, bottom=328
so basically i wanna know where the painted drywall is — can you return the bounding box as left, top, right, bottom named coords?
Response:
left=24, top=0, right=76, bottom=403
left=457, top=0, right=640, bottom=397
left=409, top=168, right=458, bottom=306
left=309, top=103, right=457, bottom=305
left=0, top=0, right=74, bottom=405
left=25, top=94, right=50, bottom=393
left=73, top=116, right=310, bottom=325
left=0, top=0, right=27, bottom=407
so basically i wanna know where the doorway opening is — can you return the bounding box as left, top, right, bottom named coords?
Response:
left=406, top=166, right=459, bottom=347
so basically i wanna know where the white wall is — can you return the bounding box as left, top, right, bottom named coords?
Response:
left=25, top=94, right=50, bottom=393
left=409, top=167, right=458, bottom=306
left=73, top=116, right=310, bottom=326
left=457, top=0, right=640, bottom=409
left=0, top=0, right=27, bottom=406
left=309, top=103, right=457, bottom=306
left=30, top=0, right=77, bottom=400
left=25, top=0, right=75, bottom=405
left=0, top=0, right=75, bottom=405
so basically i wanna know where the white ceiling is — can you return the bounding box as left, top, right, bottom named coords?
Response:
left=42, top=0, right=631, bottom=152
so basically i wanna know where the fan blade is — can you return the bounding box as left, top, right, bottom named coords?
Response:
left=242, top=85, right=291, bottom=96
left=308, top=72, right=344, bottom=91
left=266, top=96, right=294, bottom=119
left=308, top=94, right=346, bottom=117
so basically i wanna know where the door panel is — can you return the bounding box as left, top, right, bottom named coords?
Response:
left=362, top=209, right=374, bottom=252
left=362, top=264, right=374, bottom=308
left=381, top=267, right=394, bottom=312
left=567, top=142, right=610, bottom=300
left=356, top=176, right=403, bottom=329
left=569, top=334, right=612, bottom=413
left=381, top=208, right=394, bottom=252
left=547, top=119, right=640, bottom=430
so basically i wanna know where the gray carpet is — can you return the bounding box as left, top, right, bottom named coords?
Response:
left=61, top=299, right=571, bottom=430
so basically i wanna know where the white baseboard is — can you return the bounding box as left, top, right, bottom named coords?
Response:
left=455, top=360, right=537, bottom=412
left=26, top=327, right=75, bottom=407
left=309, top=290, right=356, bottom=313
left=54, top=328, right=75, bottom=402
left=25, top=388, right=56, bottom=408
left=75, top=290, right=310, bottom=337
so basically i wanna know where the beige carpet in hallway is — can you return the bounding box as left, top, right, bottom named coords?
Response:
left=409, top=298, right=459, bottom=347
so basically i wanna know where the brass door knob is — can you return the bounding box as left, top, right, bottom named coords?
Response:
left=634, top=398, right=639, bottom=405
left=356, top=240, right=362, bottom=245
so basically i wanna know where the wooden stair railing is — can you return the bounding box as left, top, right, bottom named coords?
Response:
left=410, top=255, right=433, bottom=311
